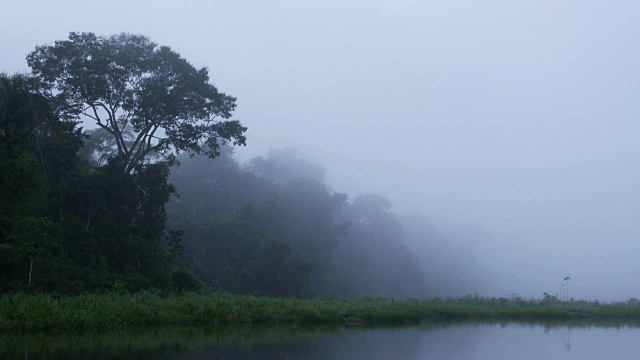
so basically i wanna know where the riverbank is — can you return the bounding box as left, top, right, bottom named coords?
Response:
left=2, top=292, right=640, bottom=331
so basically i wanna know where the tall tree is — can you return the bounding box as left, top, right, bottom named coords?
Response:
left=247, top=148, right=327, bottom=189
left=28, top=32, right=247, bottom=173
left=168, top=148, right=251, bottom=220
left=329, top=194, right=428, bottom=298
left=0, top=73, right=73, bottom=292
left=0, top=73, right=52, bottom=219
left=0, top=73, right=54, bottom=135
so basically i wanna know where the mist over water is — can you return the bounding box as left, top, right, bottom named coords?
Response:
left=3, top=1, right=640, bottom=300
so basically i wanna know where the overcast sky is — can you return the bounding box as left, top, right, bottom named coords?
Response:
left=3, top=0, right=640, bottom=301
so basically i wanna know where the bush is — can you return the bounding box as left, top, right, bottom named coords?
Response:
left=171, top=269, right=203, bottom=292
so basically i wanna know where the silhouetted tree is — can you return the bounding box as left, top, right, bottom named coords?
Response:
left=28, top=32, right=247, bottom=173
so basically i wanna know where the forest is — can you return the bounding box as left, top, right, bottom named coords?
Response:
left=0, top=32, right=471, bottom=299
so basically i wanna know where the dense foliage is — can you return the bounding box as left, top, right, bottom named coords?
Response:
left=167, top=148, right=428, bottom=298
left=2, top=32, right=436, bottom=298
left=0, top=32, right=246, bottom=293
left=0, top=71, right=185, bottom=292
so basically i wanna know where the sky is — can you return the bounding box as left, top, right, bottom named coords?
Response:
left=3, top=0, right=640, bottom=301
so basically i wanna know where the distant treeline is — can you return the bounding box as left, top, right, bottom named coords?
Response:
left=167, top=147, right=428, bottom=298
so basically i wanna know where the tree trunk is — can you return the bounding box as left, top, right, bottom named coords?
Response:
left=28, top=255, right=33, bottom=289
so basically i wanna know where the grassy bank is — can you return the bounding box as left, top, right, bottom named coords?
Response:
left=2, top=292, right=640, bottom=331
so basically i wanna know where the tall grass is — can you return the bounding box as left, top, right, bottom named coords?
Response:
left=2, top=292, right=640, bottom=332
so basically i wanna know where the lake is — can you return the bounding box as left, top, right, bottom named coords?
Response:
left=3, top=321, right=640, bottom=359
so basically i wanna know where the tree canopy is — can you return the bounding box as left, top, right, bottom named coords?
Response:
left=1, top=35, right=448, bottom=298
left=27, top=32, right=247, bottom=173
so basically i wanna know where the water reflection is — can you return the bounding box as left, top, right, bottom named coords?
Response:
left=3, top=321, right=640, bottom=359
left=562, top=325, right=571, bottom=351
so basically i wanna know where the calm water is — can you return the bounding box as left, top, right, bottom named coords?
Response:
left=3, top=322, right=640, bottom=359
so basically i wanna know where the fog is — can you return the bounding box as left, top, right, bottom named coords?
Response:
left=4, top=0, right=640, bottom=301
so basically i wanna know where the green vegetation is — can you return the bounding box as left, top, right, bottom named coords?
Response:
left=3, top=34, right=624, bottom=321
left=167, top=148, right=430, bottom=298
left=2, top=292, right=640, bottom=332
left=0, top=33, right=246, bottom=294
left=1, top=33, right=428, bottom=299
